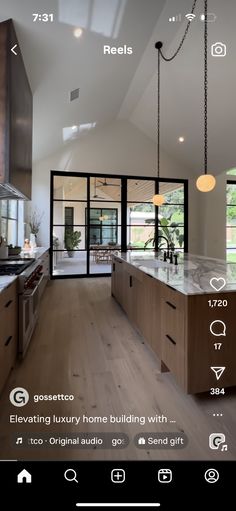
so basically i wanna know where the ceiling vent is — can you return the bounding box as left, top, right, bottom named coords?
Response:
left=70, top=88, right=80, bottom=101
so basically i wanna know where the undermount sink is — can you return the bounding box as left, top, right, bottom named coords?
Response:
left=134, top=259, right=171, bottom=269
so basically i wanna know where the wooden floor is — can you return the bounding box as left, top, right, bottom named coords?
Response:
left=0, top=278, right=236, bottom=460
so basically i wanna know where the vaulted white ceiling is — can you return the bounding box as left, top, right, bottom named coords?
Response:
left=119, top=0, right=236, bottom=175
left=0, top=0, right=165, bottom=161
left=0, top=0, right=236, bottom=176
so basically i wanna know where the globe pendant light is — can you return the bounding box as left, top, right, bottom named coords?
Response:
left=152, top=42, right=165, bottom=206
left=196, top=0, right=216, bottom=192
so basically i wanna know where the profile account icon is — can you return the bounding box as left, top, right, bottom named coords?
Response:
left=204, top=468, right=219, bottom=484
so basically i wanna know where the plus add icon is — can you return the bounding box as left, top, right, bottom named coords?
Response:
left=111, top=469, right=125, bottom=483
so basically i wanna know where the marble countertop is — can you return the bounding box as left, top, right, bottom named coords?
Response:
left=115, top=252, right=236, bottom=295
left=0, top=247, right=49, bottom=294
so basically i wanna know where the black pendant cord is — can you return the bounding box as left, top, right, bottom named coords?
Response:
left=204, top=0, right=208, bottom=174
left=159, top=0, right=198, bottom=62
left=157, top=45, right=161, bottom=180
left=155, top=0, right=199, bottom=180
left=155, top=0, right=209, bottom=178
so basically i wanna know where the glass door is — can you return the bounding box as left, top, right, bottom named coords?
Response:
left=88, top=176, right=121, bottom=274
left=50, top=172, right=188, bottom=278
left=52, top=175, right=88, bottom=276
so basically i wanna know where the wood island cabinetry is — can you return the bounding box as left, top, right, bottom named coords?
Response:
left=112, top=257, right=162, bottom=359
left=112, top=255, right=236, bottom=394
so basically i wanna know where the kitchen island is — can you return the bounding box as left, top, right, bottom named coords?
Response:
left=111, top=252, right=236, bottom=394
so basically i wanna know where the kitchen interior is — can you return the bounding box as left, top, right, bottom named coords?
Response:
left=0, top=0, right=236, bottom=461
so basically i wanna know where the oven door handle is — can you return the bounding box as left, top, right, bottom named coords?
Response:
left=22, top=274, right=44, bottom=299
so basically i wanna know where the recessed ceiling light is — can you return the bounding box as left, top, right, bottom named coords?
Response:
left=178, top=136, right=185, bottom=143
left=74, top=27, right=83, bottom=38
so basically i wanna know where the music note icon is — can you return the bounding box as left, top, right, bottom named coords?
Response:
left=16, top=437, right=23, bottom=445
left=221, top=444, right=228, bottom=452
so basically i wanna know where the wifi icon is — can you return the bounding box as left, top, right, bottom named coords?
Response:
left=185, top=13, right=196, bottom=21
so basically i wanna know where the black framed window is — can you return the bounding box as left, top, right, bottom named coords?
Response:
left=226, top=180, right=236, bottom=262
left=50, top=171, right=188, bottom=278
left=0, top=199, right=24, bottom=246
left=86, top=208, right=118, bottom=245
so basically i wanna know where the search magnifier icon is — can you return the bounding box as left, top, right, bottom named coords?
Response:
left=64, top=469, right=78, bottom=483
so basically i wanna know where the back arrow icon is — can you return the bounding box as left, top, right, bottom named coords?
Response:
left=11, top=44, right=18, bottom=55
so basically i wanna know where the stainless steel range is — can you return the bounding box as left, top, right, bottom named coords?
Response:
left=0, top=258, right=35, bottom=275
left=18, top=258, right=44, bottom=358
left=0, top=257, right=44, bottom=358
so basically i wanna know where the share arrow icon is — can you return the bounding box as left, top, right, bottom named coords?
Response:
left=211, top=367, right=226, bottom=380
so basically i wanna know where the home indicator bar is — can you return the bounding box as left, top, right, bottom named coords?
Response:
left=76, top=504, right=161, bottom=508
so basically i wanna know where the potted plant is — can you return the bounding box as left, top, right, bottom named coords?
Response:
left=29, top=208, right=44, bottom=247
left=64, top=230, right=81, bottom=257
left=144, top=217, right=184, bottom=250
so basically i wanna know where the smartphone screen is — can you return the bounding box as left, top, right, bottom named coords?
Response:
left=0, top=0, right=235, bottom=509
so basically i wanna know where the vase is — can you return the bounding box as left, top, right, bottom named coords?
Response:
left=30, top=233, right=37, bottom=249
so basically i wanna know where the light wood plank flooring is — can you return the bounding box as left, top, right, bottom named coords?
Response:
left=0, top=278, right=236, bottom=460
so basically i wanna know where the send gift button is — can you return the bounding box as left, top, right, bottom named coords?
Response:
left=134, top=432, right=188, bottom=449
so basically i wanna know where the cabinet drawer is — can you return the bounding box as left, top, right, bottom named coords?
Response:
left=125, top=263, right=144, bottom=283
left=161, top=297, right=186, bottom=390
left=0, top=295, right=17, bottom=345
left=163, top=285, right=186, bottom=312
left=0, top=332, right=16, bottom=393
left=0, top=281, right=17, bottom=394
left=162, top=299, right=185, bottom=347
left=0, top=281, right=16, bottom=313
left=161, top=331, right=185, bottom=387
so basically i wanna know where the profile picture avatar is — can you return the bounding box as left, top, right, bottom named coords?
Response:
left=211, top=42, right=226, bottom=57
left=9, top=387, right=29, bottom=407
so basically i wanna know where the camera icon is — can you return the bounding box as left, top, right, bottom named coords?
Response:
left=211, top=42, right=226, bottom=57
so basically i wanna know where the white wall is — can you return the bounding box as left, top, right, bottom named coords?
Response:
left=32, top=119, right=202, bottom=254
left=201, top=172, right=236, bottom=260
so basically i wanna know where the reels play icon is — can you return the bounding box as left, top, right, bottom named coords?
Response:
left=158, top=469, right=172, bottom=483
left=9, top=387, right=29, bottom=407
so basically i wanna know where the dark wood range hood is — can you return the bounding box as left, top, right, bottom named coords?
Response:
left=0, top=19, right=32, bottom=200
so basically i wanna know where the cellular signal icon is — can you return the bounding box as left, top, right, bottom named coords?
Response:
left=168, top=14, right=181, bottom=22
left=185, top=13, right=196, bottom=21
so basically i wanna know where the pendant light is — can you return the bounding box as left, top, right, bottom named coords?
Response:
left=196, top=0, right=216, bottom=192
left=152, top=42, right=165, bottom=206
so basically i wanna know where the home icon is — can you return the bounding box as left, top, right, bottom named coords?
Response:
left=17, top=469, right=32, bottom=484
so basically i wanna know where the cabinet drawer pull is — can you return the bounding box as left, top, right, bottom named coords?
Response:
left=166, top=334, right=176, bottom=346
left=5, top=299, right=13, bottom=308
left=166, top=301, right=176, bottom=310
left=129, top=275, right=133, bottom=287
left=5, top=335, right=13, bottom=347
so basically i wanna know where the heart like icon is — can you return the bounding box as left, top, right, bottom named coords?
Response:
left=210, top=277, right=226, bottom=291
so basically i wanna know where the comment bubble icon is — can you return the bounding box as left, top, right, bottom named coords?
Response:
left=210, top=320, right=226, bottom=337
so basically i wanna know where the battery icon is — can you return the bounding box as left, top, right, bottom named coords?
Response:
left=200, top=13, right=217, bottom=22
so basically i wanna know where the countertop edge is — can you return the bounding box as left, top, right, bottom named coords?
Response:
left=113, top=252, right=236, bottom=296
